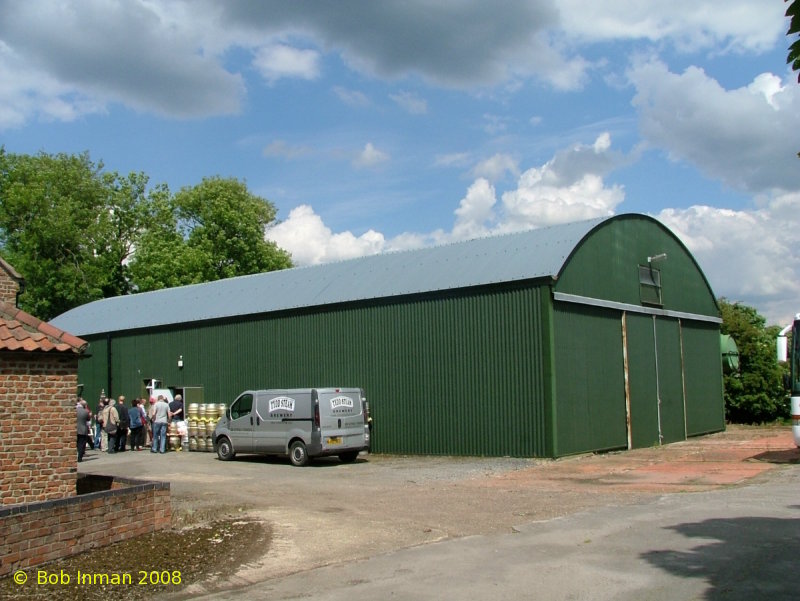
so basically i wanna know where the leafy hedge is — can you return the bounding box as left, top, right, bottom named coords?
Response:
left=719, top=299, right=789, bottom=423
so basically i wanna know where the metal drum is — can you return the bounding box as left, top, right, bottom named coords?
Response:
left=188, top=403, right=200, bottom=418
left=188, top=436, right=198, bottom=452
left=198, top=404, right=207, bottom=419
left=206, top=436, right=213, bottom=452
left=205, top=404, right=217, bottom=420
left=217, top=403, right=226, bottom=418
left=204, top=420, right=215, bottom=435
left=188, top=419, right=198, bottom=437
left=169, top=434, right=181, bottom=450
left=197, top=436, right=206, bottom=452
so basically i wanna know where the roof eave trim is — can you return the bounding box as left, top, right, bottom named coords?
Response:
left=553, top=292, right=722, bottom=324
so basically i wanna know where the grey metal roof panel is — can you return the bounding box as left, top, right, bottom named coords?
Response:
left=49, top=216, right=610, bottom=336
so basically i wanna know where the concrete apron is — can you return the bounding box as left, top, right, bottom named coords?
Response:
left=494, top=427, right=799, bottom=494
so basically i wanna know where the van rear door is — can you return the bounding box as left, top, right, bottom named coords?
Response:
left=317, top=388, right=367, bottom=452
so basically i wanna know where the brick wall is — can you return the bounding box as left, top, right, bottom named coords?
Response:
left=0, top=263, right=20, bottom=304
left=0, top=476, right=171, bottom=577
left=0, top=352, right=80, bottom=505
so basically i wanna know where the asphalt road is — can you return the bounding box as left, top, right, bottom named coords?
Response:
left=197, top=464, right=800, bottom=601
left=78, top=427, right=799, bottom=600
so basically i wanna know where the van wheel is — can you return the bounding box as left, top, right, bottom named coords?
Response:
left=339, top=451, right=359, bottom=463
left=289, top=441, right=309, bottom=467
left=217, top=437, right=235, bottom=461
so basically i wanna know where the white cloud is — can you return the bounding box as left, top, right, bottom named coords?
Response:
left=497, top=132, right=624, bottom=229
left=262, top=139, right=312, bottom=160
left=471, top=154, right=520, bottom=182
left=452, top=179, right=497, bottom=240
left=0, top=1, right=787, bottom=129
left=748, top=72, right=785, bottom=109
left=434, top=152, right=472, bottom=168
left=353, top=142, right=390, bottom=168
left=390, top=91, right=427, bottom=114
left=333, top=86, right=370, bottom=107
left=482, top=113, right=511, bottom=135
left=253, top=44, right=320, bottom=83
left=658, top=199, right=800, bottom=326
left=211, top=1, right=576, bottom=88
left=558, top=0, right=784, bottom=52
left=0, top=0, right=587, bottom=127
left=271, top=133, right=626, bottom=261
left=266, top=205, right=386, bottom=265
left=500, top=172, right=622, bottom=230
left=629, top=59, right=800, bottom=193
left=0, top=0, right=243, bottom=122
left=0, top=41, right=105, bottom=128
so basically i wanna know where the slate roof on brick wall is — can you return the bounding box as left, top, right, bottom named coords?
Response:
left=0, top=301, right=87, bottom=353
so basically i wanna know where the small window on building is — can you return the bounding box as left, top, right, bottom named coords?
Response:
left=639, top=265, right=662, bottom=306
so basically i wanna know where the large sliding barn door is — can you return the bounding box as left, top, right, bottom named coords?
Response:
left=624, top=313, right=686, bottom=448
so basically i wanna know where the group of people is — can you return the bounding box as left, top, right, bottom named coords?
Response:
left=75, top=393, right=185, bottom=461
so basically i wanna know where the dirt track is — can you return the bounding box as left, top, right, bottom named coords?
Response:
left=76, top=425, right=799, bottom=596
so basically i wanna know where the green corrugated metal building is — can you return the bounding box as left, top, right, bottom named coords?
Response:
left=50, top=213, right=724, bottom=457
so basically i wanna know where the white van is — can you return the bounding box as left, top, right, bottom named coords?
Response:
left=213, top=387, right=370, bottom=466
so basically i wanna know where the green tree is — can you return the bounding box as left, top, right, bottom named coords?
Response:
left=130, top=176, right=291, bottom=290
left=0, top=149, right=145, bottom=319
left=125, top=183, right=202, bottom=291
left=788, top=0, right=800, bottom=81
left=0, top=150, right=292, bottom=318
left=719, top=299, right=788, bottom=423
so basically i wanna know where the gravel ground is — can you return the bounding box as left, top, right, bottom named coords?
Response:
left=2, top=425, right=795, bottom=600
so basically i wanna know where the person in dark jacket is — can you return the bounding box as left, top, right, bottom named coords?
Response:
left=128, top=398, right=146, bottom=451
left=95, top=398, right=106, bottom=451
left=115, top=396, right=130, bottom=452
left=169, top=394, right=184, bottom=422
left=76, top=400, right=91, bottom=462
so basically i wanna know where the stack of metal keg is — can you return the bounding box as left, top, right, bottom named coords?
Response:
left=186, top=403, right=225, bottom=452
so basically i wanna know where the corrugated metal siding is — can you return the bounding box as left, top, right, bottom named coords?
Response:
left=78, top=284, right=551, bottom=456
left=71, top=215, right=724, bottom=458
left=625, top=313, right=661, bottom=448
left=555, top=215, right=718, bottom=317
left=681, top=321, right=725, bottom=435
left=552, top=302, right=627, bottom=456
left=655, top=318, right=687, bottom=444
left=78, top=336, right=108, bottom=399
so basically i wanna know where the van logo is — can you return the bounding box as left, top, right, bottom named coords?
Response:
left=269, top=397, right=295, bottom=413
left=330, top=396, right=353, bottom=410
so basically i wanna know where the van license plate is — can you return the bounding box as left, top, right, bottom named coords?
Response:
left=327, top=436, right=342, bottom=445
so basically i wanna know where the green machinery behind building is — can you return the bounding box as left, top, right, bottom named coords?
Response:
left=51, top=214, right=724, bottom=458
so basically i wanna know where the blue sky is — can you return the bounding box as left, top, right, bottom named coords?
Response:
left=1, top=1, right=799, bottom=325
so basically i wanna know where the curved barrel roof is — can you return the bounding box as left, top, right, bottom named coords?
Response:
left=51, top=215, right=616, bottom=337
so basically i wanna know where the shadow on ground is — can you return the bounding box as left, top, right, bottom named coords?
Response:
left=641, top=513, right=800, bottom=600
left=750, top=448, right=800, bottom=464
